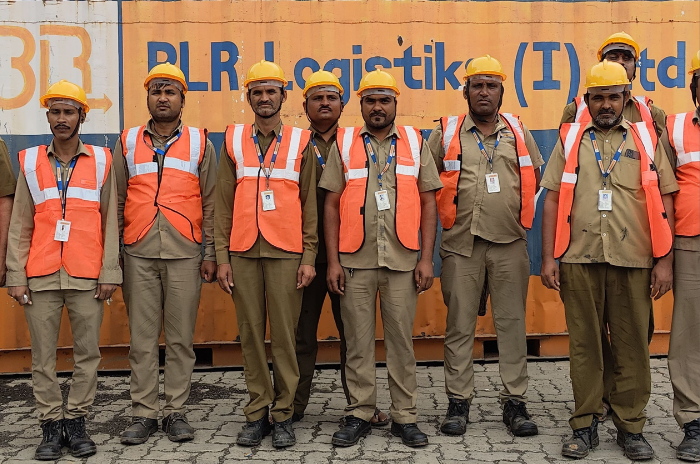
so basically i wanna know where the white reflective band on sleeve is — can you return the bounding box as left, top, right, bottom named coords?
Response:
left=24, top=146, right=60, bottom=205
left=443, top=160, right=461, bottom=171
left=345, top=168, right=368, bottom=182
left=518, top=155, right=533, bottom=167
left=563, top=123, right=581, bottom=161
left=633, top=122, right=655, bottom=163
left=124, top=127, right=140, bottom=177
left=232, top=124, right=246, bottom=179
left=403, top=126, right=421, bottom=178
left=187, top=126, right=201, bottom=176
left=574, top=99, right=588, bottom=122
left=92, top=146, right=107, bottom=190
left=443, top=116, right=459, bottom=154
left=66, top=187, right=99, bottom=202
left=561, top=172, right=578, bottom=184
left=672, top=113, right=687, bottom=165
left=285, top=127, right=303, bottom=174
left=678, top=151, right=700, bottom=167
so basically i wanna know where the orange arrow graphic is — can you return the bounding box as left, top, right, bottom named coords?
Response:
left=87, top=94, right=112, bottom=113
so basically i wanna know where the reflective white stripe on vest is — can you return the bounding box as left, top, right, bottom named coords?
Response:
left=574, top=98, right=588, bottom=122
left=402, top=126, right=421, bottom=178
left=518, top=154, right=533, bottom=167
left=340, top=127, right=356, bottom=182
left=24, top=146, right=60, bottom=205
left=634, top=96, right=653, bottom=120
left=236, top=166, right=301, bottom=182
left=66, top=187, right=99, bottom=202
left=501, top=113, right=533, bottom=167
left=124, top=127, right=140, bottom=177
left=563, top=123, right=582, bottom=161
left=443, top=160, right=461, bottom=171
left=231, top=124, right=246, bottom=179
left=93, top=146, right=107, bottom=190
left=561, top=172, right=578, bottom=184
left=186, top=126, right=201, bottom=176
left=443, top=116, right=459, bottom=154
left=633, top=122, right=655, bottom=163
left=678, top=151, right=700, bottom=167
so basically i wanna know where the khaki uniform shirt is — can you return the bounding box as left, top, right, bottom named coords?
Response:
left=0, top=137, right=16, bottom=197
left=541, top=119, right=679, bottom=268
left=115, top=121, right=216, bottom=261
left=310, top=129, right=337, bottom=265
left=428, top=114, right=544, bottom=258
left=215, top=121, right=318, bottom=266
left=6, top=140, right=122, bottom=290
left=660, top=107, right=700, bottom=252
left=319, top=123, right=443, bottom=272
left=560, top=96, right=667, bottom=138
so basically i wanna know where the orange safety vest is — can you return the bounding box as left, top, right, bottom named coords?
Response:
left=573, top=95, right=658, bottom=144
left=224, top=124, right=311, bottom=254
left=122, top=126, right=205, bottom=245
left=436, top=113, right=537, bottom=230
left=554, top=122, right=673, bottom=259
left=336, top=125, right=422, bottom=253
left=667, top=111, right=700, bottom=237
left=19, top=144, right=112, bottom=279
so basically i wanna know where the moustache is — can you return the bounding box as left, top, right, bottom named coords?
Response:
left=597, top=109, right=616, bottom=116
left=370, top=111, right=386, bottom=118
left=54, top=124, right=70, bottom=130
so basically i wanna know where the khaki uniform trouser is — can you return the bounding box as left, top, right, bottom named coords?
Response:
left=341, top=267, right=418, bottom=424
left=668, top=249, right=700, bottom=427
left=441, top=239, right=529, bottom=404
left=24, top=289, right=104, bottom=423
left=294, top=263, right=348, bottom=416
left=123, top=254, right=202, bottom=419
left=560, top=263, right=652, bottom=434
left=231, top=256, right=302, bottom=423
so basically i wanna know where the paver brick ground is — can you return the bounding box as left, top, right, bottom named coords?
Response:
left=0, top=358, right=686, bottom=463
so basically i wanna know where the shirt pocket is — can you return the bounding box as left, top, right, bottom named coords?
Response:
left=612, top=156, right=641, bottom=191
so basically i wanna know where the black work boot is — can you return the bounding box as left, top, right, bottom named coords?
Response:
left=561, top=416, right=599, bottom=459
left=162, top=412, right=195, bottom=442
left=440, top=398, right=470, bottom=435
left=502, top=399, right=539, bottom=437
left=390, top=422, right=429, bottom=447
left=272, top=418, right=296, bottom=448
left=237, top=416, right=272, bottom=446
left=616, top=430, right=654, bottom=460
left=332, top=416, right=371, bottom=447
left=292, top=412, right=304, bottom=423
left=678, top=419, right=700, bottom=462
left=35, top=420, right=64, bottom=461
left=120, top=417, right=159, bottom=445
left=62, top=416, right=97, bottom=458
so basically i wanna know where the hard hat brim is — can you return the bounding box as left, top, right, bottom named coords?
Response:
left=355, top=85, right=401, bottom=98
left=144, top=74, right=188, bottom=93
left=303, top=82, right=344, bottom=99
left=40, top=94, right=90, bottom=114
left=244, top=77, right=288, bottom=89
left=463, top=71, right=508, bottom=82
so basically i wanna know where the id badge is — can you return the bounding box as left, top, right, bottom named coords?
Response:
left=261, top=190, right=276, bottom=211
left=375, top=190, right=390, bottom=211
left=485, top=173, right=501, bottom=193
left=598, top=189, right=613, bottom=211
left=54, top=220, right=71, bottom=242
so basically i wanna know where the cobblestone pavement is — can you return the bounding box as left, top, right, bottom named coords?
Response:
left=0, top=358, right=684, bottom=463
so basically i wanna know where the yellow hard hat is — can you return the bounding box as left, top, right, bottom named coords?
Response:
left=463, top=55, right=507, bottom=82
left=302, top=70, right=344, bottom=98
left=689, top=49, right=700, bottom=75
left=40, top=80, right=90, bottom=113
left=244, top=60, right=288, bottom=88
left=597, top=32, right=640, bottom=61
left=144, top=62, right=188, bottom=93
left=356, top=69, right=400, bottom=97
left=585, top=60, right=631, bottom=89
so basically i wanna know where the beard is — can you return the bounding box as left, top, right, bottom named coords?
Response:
left=253, top=100, right=282, bottom=119
left=366, top=111, right=396, bottom=131
left=593, top=110, right=623, bottom=130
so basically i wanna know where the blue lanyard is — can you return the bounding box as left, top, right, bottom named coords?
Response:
left=470, top=128, right=501, bottom=173
left=363, top=134, right=396, bottom=190
left=252, top=126, right=284, bottom=188
left=589, top=129, right=626, bottom=187
left=311, top=138, right=325, bottom=170
left=144, top=129, right=183, bottom=157
left=55, top=157, right=77, bottom=216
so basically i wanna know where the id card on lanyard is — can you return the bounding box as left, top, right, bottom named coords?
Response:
left=364, top=134, right=396, bottom=211
left=253, top=127, right=284, bottom=211
left=471, top=128, right=501, bottom=193
left=589, top=129, right=626, bottom=212
left=54, top=156, right=77, bottom=242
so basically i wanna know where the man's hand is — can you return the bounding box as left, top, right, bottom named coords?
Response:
left=297, top=264, right=316, bottom=289
left=200, top=260, right=217, bottom=283
left=650, top=255, right=673, bottom=300
left=0, top=262, right=6, bottom=287
left=95, top=284, right=118, bottom=301
left=414, top=260, right=434, bottom=294
left=327, top=262, right=345, bottom=296
left=8, top=286, right=32, bottom=306
left=540, top=258, right=560, bottom=291
left=217, top=264, right=234, bottom=294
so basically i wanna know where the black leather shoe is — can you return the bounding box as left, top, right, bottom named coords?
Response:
left=237, top=416, right=272, bottom=446
left=162, top=413, right=195, bottom=442
left=440, top=398, right=469, bottom=435
left=63, top=416, right=96, bottom=458
left=35, top=420, right=64, bottom=461
left=502, top=399, right=538, bottom=437
left=272, top=418, right=296, bottom=448
left=120, top=417, right=159, bottom=445
left=390, top=422, right=429, bottom=447
left=678, top=419, right=700, bottom=462
left=562, top=417, right=599, bottom=459
left=292, top=412, right=304, bottom=423
left=617, top=430, right=654, bottom=460
left=332, top=416, right=371, bottom=447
